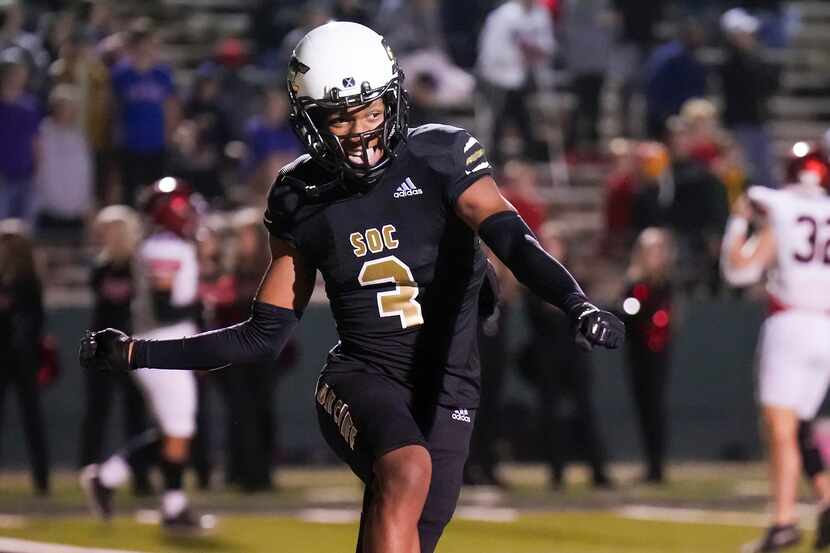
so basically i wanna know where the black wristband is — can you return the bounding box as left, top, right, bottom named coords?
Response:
left=477, top=210, right=588, bottom=312
left=131, top=301, right=299, bottom=370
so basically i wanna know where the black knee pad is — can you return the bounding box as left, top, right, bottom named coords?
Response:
left=799, top=420, right=825, bottom=479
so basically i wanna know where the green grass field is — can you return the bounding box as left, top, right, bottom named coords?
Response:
left=0, top=512, right=774, bottom=553
left=0, top=463, right=821, bottom=553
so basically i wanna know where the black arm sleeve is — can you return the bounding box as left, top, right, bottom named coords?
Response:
left=478, top=210, right=588, bottom=313
left=131, top=301, right=299, bottom=370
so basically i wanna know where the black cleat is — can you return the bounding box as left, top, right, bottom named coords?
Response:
left=741, top=524, right=802, bottom=553
left=80, top=464, right=114, bottom=520
left=815, top=505, right=830, bottom=550
left=162, top=508, right=215, bottom=536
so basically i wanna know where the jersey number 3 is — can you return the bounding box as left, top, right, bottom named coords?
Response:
left=794, top=215, right=830, bottom=264
left=358, top=256, right=424, bottom=328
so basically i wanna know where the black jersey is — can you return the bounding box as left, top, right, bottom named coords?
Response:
left=91, top=259, right=134, bottom=332
left=264, top=124, right=493, bottom=407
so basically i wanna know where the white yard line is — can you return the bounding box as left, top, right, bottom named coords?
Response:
left=0, top=515, right=26, bottom=529
left=0, top=538, right=147, bottom=553
left=617, top=504, right=817, bottom=529
left=295, top=506, right=519, bottom=524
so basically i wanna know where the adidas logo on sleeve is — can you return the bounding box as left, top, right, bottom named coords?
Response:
left=451, top=408, right=471, bottom=423
left=394, top=177, right=423, bottom=198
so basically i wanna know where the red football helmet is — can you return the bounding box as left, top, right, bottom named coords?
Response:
left=139, top=177, right=203, bottom=238
left=786, top=141, right=830, bottom=190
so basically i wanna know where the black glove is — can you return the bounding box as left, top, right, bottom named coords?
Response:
left=569, top=302, right=625, bottom=351
left=79, top=328, right=134, bottom=372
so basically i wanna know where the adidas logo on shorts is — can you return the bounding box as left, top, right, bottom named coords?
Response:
left=451, top=409, right=471, bottom=423
left=394, top=177, right=423, bottom=198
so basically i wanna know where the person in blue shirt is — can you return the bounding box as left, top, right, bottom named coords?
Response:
left=643, top=19, right=707, bottom=139
left=0, top=52, right=39, bottom=222
left=111, top=18, right=177, bottom=205
left=242, top=86, right=300, bottom=200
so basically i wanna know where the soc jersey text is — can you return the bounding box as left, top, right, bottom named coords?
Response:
left=264, top=124, right=493, bottom=407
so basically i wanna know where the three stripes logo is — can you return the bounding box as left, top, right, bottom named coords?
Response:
left=394, top=177, right=423, bottom=199
left=451, top=408, right=471, bottom=423
left=464, top=136, right=491, bottom=176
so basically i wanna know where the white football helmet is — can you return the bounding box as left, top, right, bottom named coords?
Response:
left=287, top=21, right=408, bottom=186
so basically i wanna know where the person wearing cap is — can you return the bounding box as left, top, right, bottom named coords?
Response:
left=719, top=7, right=779, bottom=189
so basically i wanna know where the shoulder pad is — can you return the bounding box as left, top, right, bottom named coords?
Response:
left=404, top=125, right=491, bottom=202
left=263, top=154, right=331, bottom=240
left=406, top=124, right=468, bottom=150
left=747, top=185, right=780, bottom=213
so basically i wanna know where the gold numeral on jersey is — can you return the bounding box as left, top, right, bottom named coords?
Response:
left=358, top=255, right=424, bottom=328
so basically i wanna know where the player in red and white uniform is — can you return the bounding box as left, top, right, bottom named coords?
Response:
left=81, top=178, right=210, bottom=534
left=722, top=144, right=830, bottom=552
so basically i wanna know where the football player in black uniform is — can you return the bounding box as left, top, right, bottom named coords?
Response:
left=80, top=22, right=624, bottom=553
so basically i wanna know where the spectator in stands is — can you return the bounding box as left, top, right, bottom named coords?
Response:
left=377, top=0, right=475, bottom=128
left=676, top=99, right=749, bottom=207
left=332, top=0, right=371, bottom=27
left=719, top=7, right=779, bottom=189
left=0, top=2, right=49, bottom=92
left=632, top=133, right=729, bottom=295
left=243, top=86, right=300, bottom=202
left=77, top=0, right=117, bottom=44
left=277, top=2, right=331, bottom=71
left=49, top=30, right=113, bottom=205
left=603, top=137, right=639, bottom=255
left=0, top=220, right=49, bottom=495
left=171, top=63, right=233, bottom=206
left=441, top=0, right=491, bottom=69
left=631, top=140, right=671, bottom=232
left=35, top=84, right=92, bottom=238
left=665, top=117, right=729, bottom=295
left=561, top=0, right=613, bottom=156
left=499, top=159, right=547, bottom=234
left=619, top=227, right=675, bottom=484
left=642, top=18, right=707, bottom=139
left=112, top=18, right=177, bottom=205
left=477, top=0, right=555, bottom=165
left=375, top=0, right=444, bottom=56
left=212, top=37, right=256, bottom=138
left=0, top=53, right=40, bottom=222
left=523, top=222, right=612, bottom=489
left=678, top=98, right=724, bottom=169
left=79, top=206, right=154, bottom=495
left=41, top=9, right=74, bottom=64
left=609, top=0, right=665, bottom=136
left=248, top=0, right=296, bottom=69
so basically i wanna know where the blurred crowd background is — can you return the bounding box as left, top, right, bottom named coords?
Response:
left=1, top=0, right=830, bottom=496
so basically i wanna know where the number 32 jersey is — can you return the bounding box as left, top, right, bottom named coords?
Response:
left=263, top=124, right=493, bottom=407
left=749, top=184, right=830, bottom=311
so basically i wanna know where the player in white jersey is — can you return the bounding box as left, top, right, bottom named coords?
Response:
left=81, top=178, right=211, bottom=534
left=722, top=146, right=830, bottom=552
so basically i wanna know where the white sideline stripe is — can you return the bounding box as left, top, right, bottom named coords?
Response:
left=295, top=506, right=518, bottom=524
left=297, top=508, right=360, bottom=524
left=455, top=506, right=519, bottom=523
left=0, top=514, right=26, bottom=528
left=464, top=136, right=477, bottom=152
left=617, top=504, right=817, bottom=529
left=0, top=538, right=147, bottom=553
left=302, top=487, right=362, bottom=503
